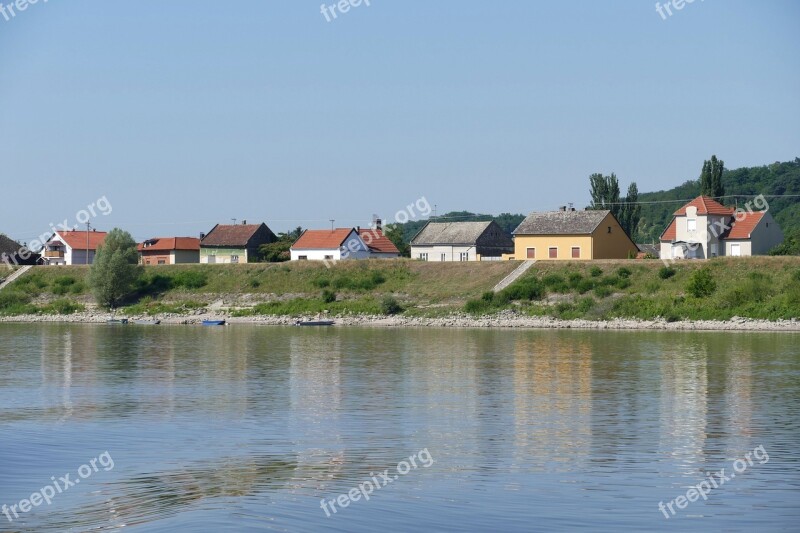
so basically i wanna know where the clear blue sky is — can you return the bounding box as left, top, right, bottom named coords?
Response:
left=1, top=0, right=798, bottom=244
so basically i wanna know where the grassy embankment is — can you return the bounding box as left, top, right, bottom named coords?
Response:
left=1, top=257, right=799, bottom=321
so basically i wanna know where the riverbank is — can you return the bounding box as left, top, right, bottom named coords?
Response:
left=2, top=310, right=799, bottom=331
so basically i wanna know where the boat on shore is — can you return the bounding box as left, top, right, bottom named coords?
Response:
left=107, top=318, right=129, bottom=325
left=294, top=320, right=335, bottom=327
left=134, top=319, right=161, bottom=325
left=202, top=319, right=226, bottom=326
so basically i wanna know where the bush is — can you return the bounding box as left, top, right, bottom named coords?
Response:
left=173, top=270, right=208, bottom=289
left=502, top=277, right=544, bottom=301
left=43, top=299, right=84, bottom=315
left=381, top=296, right=403, bottom=315
left=576, top=279, right=594, bottom=294
left=0, top=291, right=36, bottom=315
left=792, top=269, right=800, bottom=284
left=321, top=289, right=337, bottom=303
left=541, top=274, right=569, bottom=293
left=658, top=266, right=676, bottom=280
left=686, top=268, right=717, bottom=298
left=616, top=277, right=631, bottom=290
left=589, top=266, right=603, bottom=278
left=568, top=272, right=584, bottom=288
left=594, top=285, right=613, bottom=298
left=617, top=267, right=632, bottom=279
left=249, top=278, right=261, bottom=288
left=313, top=277, right=330, bottom=288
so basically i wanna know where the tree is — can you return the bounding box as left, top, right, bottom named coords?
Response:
left=259, top=226, right=303, bottom=262
left=589, top=173, right=621, bottom=220
left=383, top=223, right=410, bottom=257
left=88, top=228, right=142, bottom=308
left=619, top=182, right=641, bottom=238
left=700, top=155, right=725, bottom=198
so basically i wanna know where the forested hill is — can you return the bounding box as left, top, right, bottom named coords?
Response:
left=636, top=158, right=800, bottom=243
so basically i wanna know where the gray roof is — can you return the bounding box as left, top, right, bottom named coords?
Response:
left=411, top=221, right=495, bottom=245
left=513, top=210, right=611, bottom=235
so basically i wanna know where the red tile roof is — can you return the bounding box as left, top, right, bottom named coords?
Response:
left=722, top=211, right=765, bottom=240
left=660, top=219, right=677, bottom=242
left=138, top=237, right=200, bottom=252
left=201, top=224, right=267, bottom=247
left=674, top=196, right=734, bottom=216
left=357, top=228, right=400, bottom=254
left=54, top=230, right=107, bottom=250
left=292, top=229, right=355, bottom=250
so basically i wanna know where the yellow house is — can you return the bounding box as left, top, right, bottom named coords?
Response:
left=511, top=208, right=638, bottom=260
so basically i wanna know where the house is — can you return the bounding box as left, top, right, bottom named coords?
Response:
left=290, top=228, right=372, bottom=261
left=636, top=244, right=660, bottom=259
left=511, top=208, right=637, bottom=260
left=659, top=196, right=783, bottom=259
left=357, top=226, right=400, bottom=258
left=138, top=237, right=200, bottom=265
left=0, top=233, right=40, bottom=266
left=40, top=230, right=108, bottom=265
left=200, top=222, right=277, bottom=264
left=409, top=221, right=514, bottom=261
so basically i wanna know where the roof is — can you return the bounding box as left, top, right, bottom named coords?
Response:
left=292, top=228, right=356, bottom=250
left=53, top=230, right=108, bottom=250
left=660, top=219, right=677, bottom=242
left=201, top=224, right=267, bottom=247
left=674, top=196, right=734, bottom=216
left=138, top=237, right=200, bottom=252
left=411, top=221, right=496, bottom=245
left=0, top=233, right=24, bottom=255
left=513, top=210, right=610, bottom=235
left=721, top=211, right=765, bottom=240
left=357, top=228, right=399, bottom=254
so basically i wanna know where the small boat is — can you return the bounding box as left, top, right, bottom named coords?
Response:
left=295, top=320, right=335, bottom=327
left=202, top=319, right=226, bottom=326
left=134, top=319, right=161, bottom=325
left=107, top=318, right=129, bottom=325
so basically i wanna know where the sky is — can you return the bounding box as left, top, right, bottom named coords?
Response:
left=1, top=0, right=798, bottom=245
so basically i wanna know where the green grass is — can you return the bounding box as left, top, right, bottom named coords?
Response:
left=3, top=258, right=800, bottom=321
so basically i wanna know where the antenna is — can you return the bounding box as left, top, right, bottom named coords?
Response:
left=433, top=204, right=437, bottom=219
left=330, top=219, right=335, bottom=231
left=231, top=218, right=237, bottom=225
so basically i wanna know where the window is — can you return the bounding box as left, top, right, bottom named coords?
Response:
left=571, top=247, right=580, bottom=259
left=687, top=219, right=697, bottom=232
left=298, top=255, right=308, bottom=260
left=607, top=226, right=612, bottom=234
left=419, top=253, right=428, bottom=261
left=324, top=255, right=333, bottom=260
left=460, top=252, right=469, bottom=261
left=526, top=248, right=535, bottom=259
left=710, top=243, right=718, bottom=257
left=730, top=244, right=741, bottom=257
left=157, top=259, right=166, bottom=265
left=231, top=255, right=239, bottom=263
left=549, top=247, right=557, bottom=259
left=441, top=253, right=446, bottom=262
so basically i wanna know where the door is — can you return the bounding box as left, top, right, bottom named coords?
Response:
left=731, top=244, right=741, bottom=257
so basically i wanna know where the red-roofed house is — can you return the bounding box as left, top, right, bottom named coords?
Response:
left=138, top=237, right=200, bottom=265
left=290, top=228, right=371, bottom=261
left=357, top=228, right=400, bottom=258
left=41, top=230, right=108, bottom=265
left=659, top=196, right=782, bottom=259
left=200, top=222, right=277, bottom=264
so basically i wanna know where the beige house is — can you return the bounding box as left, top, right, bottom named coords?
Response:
left=510, top=208, right=637, bottom=260
left=659, top=196, right=782, bottom=259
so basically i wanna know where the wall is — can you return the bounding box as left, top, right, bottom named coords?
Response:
left=512, top=235, right=593, bottom=260
left=410, top=245, right=478, bottom=262
left=748, top=212, right=784, bottom=255
left=590, top=213, right=638, bottom=259
left=200, top=247, right=247, bottom=264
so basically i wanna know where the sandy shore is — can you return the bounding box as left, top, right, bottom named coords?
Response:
left=1, top=311, right=799, bottom=331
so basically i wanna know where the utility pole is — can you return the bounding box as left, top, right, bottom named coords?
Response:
left=231, top=218, right=237, bottom=226
left=86, top=222, right=91, bottom=265
left=329, top=219, right=335, bottom=231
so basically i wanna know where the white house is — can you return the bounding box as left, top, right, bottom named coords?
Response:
left=659, top=196, right=783, bottom=259
left=409, top=221, right=514, bottom=261
left=40, top=230, right=108, bottom=265
left=290, top=228, right=372, bottom=261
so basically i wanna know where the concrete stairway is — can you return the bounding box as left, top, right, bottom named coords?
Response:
left=493, top=260, right=536, bottom=292
left=0, top=265, right=33, bottom=291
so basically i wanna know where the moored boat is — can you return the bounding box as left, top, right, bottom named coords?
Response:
left=202, top=319, right=226, bottom=326
left=107, top=318, right=129, bottom=325
left=294, top=320, right=335, bottom=326
left=134, top=319, right=161, bottom=325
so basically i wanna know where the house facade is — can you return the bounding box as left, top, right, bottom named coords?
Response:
left=511, top=208, right=637, bottom=260
left=659, top=196, right=783, bottom=259
left=40, top=230, right=108, bottom=265
left=138, top=237, right=200, bottom=265
left=290, top=228, right=372, bottom=261
left=200, top=222, right=277, bottom=264
left=409, top=221, right=514, bottom=261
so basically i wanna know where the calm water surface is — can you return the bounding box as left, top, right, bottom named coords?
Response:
left=0, top=324, right=798, bottom=532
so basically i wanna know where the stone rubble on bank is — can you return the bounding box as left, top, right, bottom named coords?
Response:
left=1, top=310, right=798, bottom=331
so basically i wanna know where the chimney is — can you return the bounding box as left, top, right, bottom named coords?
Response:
left=200, top=233, right=206, bottom=240
left=375, top=218, right=382, bottom=231
left=242, top=220, right=246, bottom=225
left=559, top=206, right=567, bottom=212
left=569, top=203, right=575, bottom=211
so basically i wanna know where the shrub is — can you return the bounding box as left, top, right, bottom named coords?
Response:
left=321, top=289, right=337, bottom=303
left=792, top=269, right=800, bottom=284
left=594, top=285, right=613, bottom=298
left=249, top=278, right=261, bottom=288
left=686, top=268, right=717, bottom=298
left=541, top=274, right=569, bottom=293
left=173, top=270, right=208, bottom=289
left=589, top=266, right=603, bottom=278
left=658, top=266, right=676, bottom=280
left=381, top=296, right=403, bottom=315
left=617, top=267, right=632, bottom=279
left=464, top=298, right=492, bottom=314
left=568, top=272, right=584, bottom=288
left=616, top=277, right=631, bottom=290
left=313, top=277, right=331, bottom=288
left=502, top=277, right=544, bottom=301
left=43, top=299, right=84, bottom=315
left=576, top=278, right=595, bottom=294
